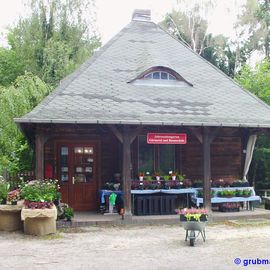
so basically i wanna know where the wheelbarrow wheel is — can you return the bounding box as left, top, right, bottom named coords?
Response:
left=189, top=230, right=195, bottom=246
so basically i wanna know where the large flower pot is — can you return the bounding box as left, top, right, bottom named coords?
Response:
left=0, top=203, right=23, bottom=231
left=21, top=205, right=57, bottom=236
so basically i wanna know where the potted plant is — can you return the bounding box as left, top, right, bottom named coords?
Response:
left=176, top=208, right=208, bottom=222
left=154, top=171, right=161, bottom=181
left=21, top=179, right=60, bottom=208
left=20, top=179, right=59, bottom=236
left=217, top=190, right=236, bottom=198
left=7, top=189, right=20, bottom=205
left=64, top=207, right=74, bottom=221
left=0, top=179, right=23, bottom=232
left=138, top=172, right=144, bottom=181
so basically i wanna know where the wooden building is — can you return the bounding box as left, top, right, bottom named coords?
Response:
left=15, top=10, right=270, bottom=215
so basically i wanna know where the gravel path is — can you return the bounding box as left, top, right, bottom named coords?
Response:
left=0, top=223, right=270, bottom=270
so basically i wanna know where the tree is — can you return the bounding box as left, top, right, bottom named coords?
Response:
left=0, top=48, right=25, bottom=86
left=0, top=73, right=50, bottom=175
left=160, top=0, right=242, bottom=77
left=7, top=0, right=101, bottom=86
left=236, top=60, right=270, bottom=188
left=236, top=0, right=270, bottom=59
left=160, top=1, right=214, bottom=55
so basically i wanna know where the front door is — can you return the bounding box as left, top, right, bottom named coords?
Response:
left=57, top=142, right=99, bottom=211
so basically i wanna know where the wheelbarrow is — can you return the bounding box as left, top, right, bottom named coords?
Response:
left=181, top=220, right=207, bottom=246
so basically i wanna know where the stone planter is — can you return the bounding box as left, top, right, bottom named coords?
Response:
left=21, top=205, right=57, bottom=236
left=0, top=203, right=23, bottom=231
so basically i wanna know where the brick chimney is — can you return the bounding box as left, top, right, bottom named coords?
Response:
left=132, top=9, right=151, bottom=21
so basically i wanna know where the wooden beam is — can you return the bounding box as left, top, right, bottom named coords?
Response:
left=108, top=124, right=123, bottom=143
left=35, top=132, right=45, bottom=179
left=203, top=127, right=211, bottom=211
left=122, top=125, right=132, bottom=219
left=189, top=127, right=203, bottom=144
left=208, top=127, right=221, bottom=144
left=130, top=126, right=143, bottom=143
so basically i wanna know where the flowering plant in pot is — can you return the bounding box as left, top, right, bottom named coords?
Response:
left=7, top=189, right=20, bottom=205
left=138, top=172, right=144, bottom=181
left=21, top=179, right=59, bottom=209
left=176, top=208, right=208, bottom=222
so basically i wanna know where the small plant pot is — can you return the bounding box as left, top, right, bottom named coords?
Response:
left=11, top=201, right=17, bottom=205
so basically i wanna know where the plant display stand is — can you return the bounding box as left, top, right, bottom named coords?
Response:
left=0, top=203, right=23, bottom=231
left=21, top=205, right=57, bottom=236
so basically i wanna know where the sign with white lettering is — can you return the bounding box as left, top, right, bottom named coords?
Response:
left=147, top=133, right=187, bottom=144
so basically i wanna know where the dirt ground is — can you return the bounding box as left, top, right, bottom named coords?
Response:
left=1, top=222, right=270, bottom=270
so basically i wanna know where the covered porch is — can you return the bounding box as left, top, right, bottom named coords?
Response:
left=18, top=122, right=269, bottom=219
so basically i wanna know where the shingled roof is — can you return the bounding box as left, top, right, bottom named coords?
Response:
left=15, top=14, right=270, bottom=128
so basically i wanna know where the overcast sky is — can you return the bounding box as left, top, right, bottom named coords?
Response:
left=0, top=0, right=245, bottom=45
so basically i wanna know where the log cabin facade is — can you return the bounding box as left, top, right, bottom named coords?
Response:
left=15, top=10, right=270, bottom=215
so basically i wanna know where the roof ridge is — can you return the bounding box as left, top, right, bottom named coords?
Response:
left=157, top=23, right=270, bottom=113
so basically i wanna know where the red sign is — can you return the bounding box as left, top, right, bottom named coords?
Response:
left=147, top=133, right=187, bottom=144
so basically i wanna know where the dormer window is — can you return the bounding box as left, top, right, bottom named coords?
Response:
left=144, top=71, right=176, bottom=80
left=129, top=66, right=193, bottom=87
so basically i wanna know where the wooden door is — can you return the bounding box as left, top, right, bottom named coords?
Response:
left=57, top=142, right=99, bottom=211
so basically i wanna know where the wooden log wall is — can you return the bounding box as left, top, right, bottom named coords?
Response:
left=43, top=124, right=243, bottom=183
left=182, top=128, right=242, bottom=180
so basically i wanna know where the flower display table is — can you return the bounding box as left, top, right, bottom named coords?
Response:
left=21, top=205, right=57, bottom=236
left=0, top=203, right=23, bottom=231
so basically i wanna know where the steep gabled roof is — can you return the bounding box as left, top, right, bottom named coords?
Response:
left=15, top=19, right=270, bottom=128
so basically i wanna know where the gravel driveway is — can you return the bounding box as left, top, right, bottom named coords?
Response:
left=0, top=222, right=270, bottom=270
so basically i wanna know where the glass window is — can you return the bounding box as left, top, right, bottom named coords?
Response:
left=153, top=72, right=160, bottom=79
left=60, top=147, right=68, bottom=182
left=159, top=145, right=175, bottom=174
left=161, top=72, right=168, bottom=80
left=74, top=146, right=94, bottom=183
left=74, top=147, right=83, bottom=154
left=84, top=147, right=93, bottom=154
left=137, top=137, right=176, bottom=176
left=143, top=71, right=176, bottom=81
left=144, top=74, right=152, bottom=79
left=138, top=136, right=154, bottom=173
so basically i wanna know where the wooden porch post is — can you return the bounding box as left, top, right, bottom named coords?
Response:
left=203, top=127, right=211, bottom=211
left=35, top=131, right=45, bottom=179
left=122, top=125, right=132, bottom=217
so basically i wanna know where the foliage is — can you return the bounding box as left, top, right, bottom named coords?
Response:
left=217, top=190, right=236, bottom=197
left=0, top=177, right=10, bottom=202
left=0, top=73, right=50, bottom=175
left=236, top=60, right=270, bottom=189
left=177, top=208, right=208, bottom=221
left=64, top=207, right=74, bottom=220
left=7, top=0, right=101, bottom=86
left=160, top=0, right=242, bottom=77
left=0, top=48, right=25, bottom=86
left=236, top=0, right=270, bottom=59
left=21, top=179, right=59, bottom=203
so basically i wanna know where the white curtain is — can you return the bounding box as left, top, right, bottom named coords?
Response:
left=243, top=134, right=257, bottom=181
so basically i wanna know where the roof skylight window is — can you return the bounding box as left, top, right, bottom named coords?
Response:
left=144, top=71, right=176, bottom=80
